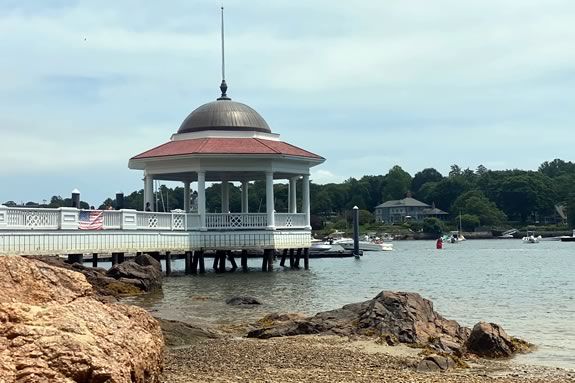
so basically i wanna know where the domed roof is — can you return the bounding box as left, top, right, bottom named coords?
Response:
left=178, top=99, right=271, bottom=134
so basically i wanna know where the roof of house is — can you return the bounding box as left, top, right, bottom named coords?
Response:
left=375, top=197, right=431, bottom=209
left=131, top=138, right=324, bottom=160
left=422, top=207, right=449, bottom=215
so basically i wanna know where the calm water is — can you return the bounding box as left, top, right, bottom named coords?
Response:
left=125, top=239, right=575, bottom=369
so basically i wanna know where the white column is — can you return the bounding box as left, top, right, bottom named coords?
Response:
left=184, top=181, right=191, bottom=213
left=144, top=174, right=154, bottom=211
left=197, top=171, right=206, bottom=230
left=241, top=181, right=249, bottom=213
left=289, top=177, right=298, bottom=213
left=302, top=174, right=310, bottom=229
left=221, top=181, right=230, bottom=213
left=265, top=171, right=275, bottom=229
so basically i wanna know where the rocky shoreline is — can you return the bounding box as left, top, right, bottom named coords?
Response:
left=1, top=255, right=573, bottom=383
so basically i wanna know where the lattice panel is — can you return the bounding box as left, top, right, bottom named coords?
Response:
left=172, top=215, right=184, bottom=229
left=229, top=215, right=243, bottom=228
left=25, top=213, right=52, bottom=227
left=147, top=215, right=158, bottom=228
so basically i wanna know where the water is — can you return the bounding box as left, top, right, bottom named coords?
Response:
left=125, top=240, right=575, bottom=369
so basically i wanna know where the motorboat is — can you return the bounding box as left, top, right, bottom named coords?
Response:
left=522, top=231, right=542, bottom=244
left=442, top=231, right=466, bottom=244
left=332, top=238, right=393, bottom=252
left=560, top=230, right=575, bottom=242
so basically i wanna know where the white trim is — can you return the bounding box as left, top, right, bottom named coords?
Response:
left=171, top=130, right=281, bottom=141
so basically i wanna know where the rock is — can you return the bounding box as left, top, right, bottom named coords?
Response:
left=135, top=253, right=162, bottom=271
left=107, top=258, right=162, bottom=291
left=465, top=322, right=516, bottom=358
left=0, top=256, right=164, bottom=383
left=226, top=296, right=262, bottom=305
left=416, top=354, right=455, bottom=372
left=157, top=318, right=220, bottom=347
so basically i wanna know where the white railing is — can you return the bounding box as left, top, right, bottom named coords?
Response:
left=205, top=213, right=268, bottom=230
left=275, top=213, right=307, bottom=229
left=103, top=210, right=122, bottom=229
left=0, top=206, right=307, bottom=231
left=4, top=207, right=61, bottom=230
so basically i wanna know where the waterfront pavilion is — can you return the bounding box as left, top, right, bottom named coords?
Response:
left=129, top=81, right=325, bottom=233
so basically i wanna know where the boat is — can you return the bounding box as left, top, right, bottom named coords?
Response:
left=560, top=230, right=575, bottom=242
left=332, top=238, right=393, bottom=252
left=442, top=231, right=465, bottom=244
left=522, top=231, right=542, bottom=244
left=497, top=228, right=518, bottom=239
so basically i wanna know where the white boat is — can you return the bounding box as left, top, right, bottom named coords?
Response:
left=522, top=231, right=542, bottom=244
left=332, top=238, right=393, bottom=252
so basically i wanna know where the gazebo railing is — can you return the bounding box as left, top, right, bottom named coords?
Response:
left=0, top=206, right=307, bottom=231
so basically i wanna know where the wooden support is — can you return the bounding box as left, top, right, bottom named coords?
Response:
left=295, top=248, right=302, bottom=269
left=218, top=251, right=227, bottom=273
left=267, top=249, right=274, bottom=271
left=111, top=253, right=119, bottom=266
left=165, top=252, right=172, bottom=276
left=261, top=251, right=268, bottom=272
left=213, top=252, right=220, bottom=271
left=185, top=251, right=192, bottom=274
left=304, top=248, right=310, bottom=270
left=67, top=254, right=83, bottom=264
left=191, top=251, right=199, bottom=274
left=227, top=251, right=238, bottom=271
left=289, top=248, right=295, bottom=269
left=92, top=253, right=98, bottom=268
left=280, top=249, right=287, bottom=267
left=117, top=253, right=125, bottom=264
left=198, top=251, right=205, bottom=274
left=240, top=250, right=248, bottom=272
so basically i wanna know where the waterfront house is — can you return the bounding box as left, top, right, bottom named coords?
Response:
left=374, top=197, right=448, bottom=224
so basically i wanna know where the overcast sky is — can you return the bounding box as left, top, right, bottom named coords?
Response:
left=0, top=0, right=573, bottom=206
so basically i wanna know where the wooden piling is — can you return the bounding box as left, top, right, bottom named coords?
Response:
left=67, top=254, right=83, bottom=264
left=267, top=249, right=274, bottom=271
left=241, top=250, right=248, bottom=272
left=185, top=251, right=192, bottom=274
left=212, top=252, right=220, bottom=271
left=218, top=251, right=227, bottom=273
left=295, top=248, right=302, bottom=269
left=92, top=253, right=98, bottom=268
left=289, top=248, right=295, bottom=269
left=261, top=251, right=268, bottom=272
left=165, top=252, right=172, bottom=276
left=280, top=249, right=287, bottom=267
left=227, top=251, right=238, bottom=271
left=111, top=253, right=119, bottom=266
left=117, top=253, right=125, bottom=264
left=198, top=251, right=205, bottom=274
left=191, top=251, right=199, bottom=274
left=304, top=248, right=310, bottom=270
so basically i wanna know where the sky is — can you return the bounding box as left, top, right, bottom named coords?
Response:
left=0, top=0, right=574, bottom=206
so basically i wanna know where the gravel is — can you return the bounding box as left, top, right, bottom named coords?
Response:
left=161, top=335, right=574, bottom=383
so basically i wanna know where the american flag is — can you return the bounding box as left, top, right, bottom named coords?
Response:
left=78, top=210, right=104, bottom=230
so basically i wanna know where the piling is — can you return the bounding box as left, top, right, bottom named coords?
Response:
left=117, top=253, right=125, bottom=264
left=92, top=253, right=98, bottom=268
left=265, top=249, right=274, bottom=271
left=215, top=250, right=226, bottom=273
left=213, top=253, right=220, bottom=271
left=289, top=248, right=295, bottom=268
left=352, top=206, right=360, bottom=258
left=295, top=248, right=302, bottom=269
left=240, top=250, right=248, bottom=271
left=198, top=251, right=206, bottom=274
left=185, top=251, right=192, bottom=274
left=191, top=251, right=199, bottom=274
left=67, top=254, right=83, bottom=264
left=227, top=251, right=238, bottom=271
left=111, top=253, right=119, bottom=266
left=261, top=251, right=268, bottom=272
left=165, top=252, right=172, bottom=276
left=280, top=249, right=287, bottom=267
left=303, top=248, right=310, bottom=270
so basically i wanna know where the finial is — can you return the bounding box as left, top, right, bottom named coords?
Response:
left=217, top=6, right=231, bottom=100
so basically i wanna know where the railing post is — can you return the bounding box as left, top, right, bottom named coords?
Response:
left=120, top=209, right=137, bottom=230
left=266, top=171, right=275, bottom=230
left=0, top=205, right=7, bottom=229
left=59, top=207, right=79, bottom=230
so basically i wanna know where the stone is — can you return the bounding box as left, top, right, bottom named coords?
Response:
left=135, top=253, right=162, bottom=271
left=107, top=258, right=162, bottom=291
left=465, top=321, right=516, bottom=358
left=226, top=296, right=262, bottom=305
left=0, top=256, right=164, bottom=383
left=416, top=354, right=455, bottom=372
left=157, top=318, right=220, bottom=347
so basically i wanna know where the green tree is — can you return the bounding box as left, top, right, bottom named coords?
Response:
left=411, top=168, right=443, bottom=195
left=422, top=217, right=445, bottom=235
left=451, top=190, right=506, bottom=226
left=382, top=165, right=412, bottom=201
left=459, top=214, right=481, bottom=231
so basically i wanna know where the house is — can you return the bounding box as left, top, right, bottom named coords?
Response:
left=374, top=197, right=448, bottom=224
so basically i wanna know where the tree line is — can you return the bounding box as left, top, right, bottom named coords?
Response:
left=4, top=158, right=574, bottom=230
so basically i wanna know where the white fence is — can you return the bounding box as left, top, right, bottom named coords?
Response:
left=0, top=206, right=307, bottom=232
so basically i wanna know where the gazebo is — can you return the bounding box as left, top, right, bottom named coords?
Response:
left=128, top=81, right=324, bottom=263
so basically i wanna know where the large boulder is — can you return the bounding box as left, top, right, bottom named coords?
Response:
left=107, top=254, right=162, bottom=291
left=0, top=256, right=164, bottom=382
left=465, top=321, right=531, bottom=358
left=226, top=296, right=262, bottom=306
left=248, top=291, right=469, bottom=354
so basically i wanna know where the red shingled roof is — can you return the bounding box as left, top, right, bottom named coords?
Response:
left=132, top=138, right=323, bottom=160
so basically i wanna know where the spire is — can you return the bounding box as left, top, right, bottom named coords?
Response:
left=217, top=6, right=231, bottom=100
